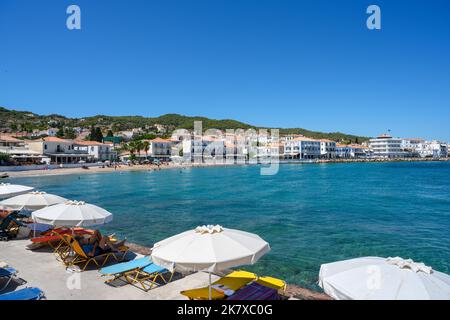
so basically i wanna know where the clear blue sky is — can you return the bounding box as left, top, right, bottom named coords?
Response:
left=1, top=0, right=449, bottom=140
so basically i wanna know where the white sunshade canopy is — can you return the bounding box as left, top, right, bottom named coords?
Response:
left=0, top=183, right=34, bottom=200
left=31, top=200, right=113, bottom=227
left=0, top=191, right=67, bottom=211
left=319, top=256, right=450, bottom=300
left=151, top=225, right=270, bottom=273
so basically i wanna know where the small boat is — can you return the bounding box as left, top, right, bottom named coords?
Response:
left=0, top=173, right=8, bottom=179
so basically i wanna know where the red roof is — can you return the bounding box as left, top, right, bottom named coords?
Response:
left=0, top=135, right=22, bottom=143
left=74, top=140, right=106, bottom=146
left=43, top=137, right=72, bottom=143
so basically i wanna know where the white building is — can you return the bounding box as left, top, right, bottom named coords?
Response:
left=336, top=144, right=369, bottom=159
left=319, top=139, right=336, bottom=159
left=181, top=135, right=226, bottom=163
left=27, top=137, right=89, bottom=164
left=73, top=140, right=117, bottom=162
left=0, top=135, right=45, bottom=164
left=145, top=138, right=173, bottom=160
left=284, top=137, right=321, bottom=159
left=369, top=134, right=408, bottom=158
left=415, top=140, right=448, bottom=158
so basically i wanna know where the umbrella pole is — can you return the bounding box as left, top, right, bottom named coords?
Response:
left=209, top=272, right=212, bottom=300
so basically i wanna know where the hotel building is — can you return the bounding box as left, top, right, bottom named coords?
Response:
left=319, top=139, right=336, bottom=159
left=284, top=137, right=321, bottom=159
left=369, top=134, right=408, bottom=158
left=27, top=137, right=90, bottom=164
left=73, top=140, right=117, bottom=162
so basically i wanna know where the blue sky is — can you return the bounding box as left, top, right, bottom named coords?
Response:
left=1, top=0, right=449, bottom=140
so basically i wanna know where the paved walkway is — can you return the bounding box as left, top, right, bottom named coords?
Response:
left=0, top=239, right=218, bottom=300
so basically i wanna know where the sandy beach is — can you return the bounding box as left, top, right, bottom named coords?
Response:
left=3, top=162, right=235, bottom=178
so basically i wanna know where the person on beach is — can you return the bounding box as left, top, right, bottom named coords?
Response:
left=0, top=210, right=10, bottom=220
left=76, top=230, right=126, bottom=257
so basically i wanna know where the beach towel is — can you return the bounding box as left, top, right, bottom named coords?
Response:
left=227, top=282, right=280, bottom=300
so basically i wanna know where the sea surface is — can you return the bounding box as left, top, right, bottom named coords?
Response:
left=10, top=162, right=450, bottom=290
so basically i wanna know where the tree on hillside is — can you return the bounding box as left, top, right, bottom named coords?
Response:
left=95, top=127, right=103, bottom=142
left=64, top=128, right=76, bottom=139
left=89, top=126, right=104, bottom=142
left=107, top=129, right=114, bottom=137
left=56, top=127, right=65, bottom=138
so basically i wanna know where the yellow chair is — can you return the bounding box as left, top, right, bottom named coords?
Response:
left=180, top=270, right=257, bottom=300
left=256, top=276, right=287, bottom=292
left=63, top=235, right=129, bottom=271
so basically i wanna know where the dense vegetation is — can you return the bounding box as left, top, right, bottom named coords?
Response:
left=0, top=106, right=369, bottom=143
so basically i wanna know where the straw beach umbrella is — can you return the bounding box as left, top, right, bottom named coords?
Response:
left=31, top=200, right=113, bottom=227
left=0, top=191, right=67, bottom=211
left=319, top=256, right=450, bottom=300
left=151, top=225, right=270, bottom=299
left=0, top=183, right=34, bottom=200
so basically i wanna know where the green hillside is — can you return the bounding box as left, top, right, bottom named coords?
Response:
left=0, top=106, right=370, bottom=143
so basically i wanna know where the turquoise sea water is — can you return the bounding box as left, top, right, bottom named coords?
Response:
left=10, top=162, right=450, bottom=290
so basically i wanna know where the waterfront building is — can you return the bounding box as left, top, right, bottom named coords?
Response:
left=319, top=139, right=336, bottom=159
left=27, top=137, right=89, bottom=164
left=73, top=140, right=117, bottom=162
left=145, top=138, right=173, bottom=161
left=415, top=140, right=448, bottom=158
left=255, top=142, right=283, bottom=161
left=401, top=138, right=425, bottom=157
left=284, top=137, right=321, bottom=159
left=369, top=134, right=409, bottom=158
left=0, top=135, right=45, bottom=164
left=335, top=144, right=369, bottom=159
left=282, top=134, right=306, bottom=143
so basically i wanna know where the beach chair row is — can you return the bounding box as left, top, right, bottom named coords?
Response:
left=27, top=227, right=286, bottom=300
left=0, top=264, right=45, bottom=300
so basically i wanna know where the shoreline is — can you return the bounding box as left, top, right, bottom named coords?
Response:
left=2, top=157, right=449, bottom=178
left=3, top=162, right=234, bottom=178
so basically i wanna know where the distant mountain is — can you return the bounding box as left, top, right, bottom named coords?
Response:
left=0, top=106, right=369, bottom=143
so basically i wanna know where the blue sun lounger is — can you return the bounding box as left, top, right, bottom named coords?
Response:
left=100, top=256, right=173, bottom=291
left=0, top=267, right=17, bottom=291
left=0, top=287, right=45, bottom=300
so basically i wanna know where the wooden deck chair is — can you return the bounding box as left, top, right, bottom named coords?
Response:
left=64, top=235, right=129, bottom=271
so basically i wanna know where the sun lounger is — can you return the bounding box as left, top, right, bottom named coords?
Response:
left=256, top=276, right=287, bottom=292
left=31, top=228, right=94, bottom=251
left=227, top=282, right=280, bottom=300
left=0, top=267, right=17, bottom=291
left=180, top=270, right=257, bottom=300
left=100, top=256, right=173, bottom=291
left=0, top=287, right=45, bottom=300
left=63, top=235, right=129, bottom=271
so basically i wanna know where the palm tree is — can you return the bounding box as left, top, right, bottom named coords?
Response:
left=135, top=140, right=143, bottom=158
left=123, top=142, right=135, bottom=161
left=142, top=141, right=150, bottom=160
